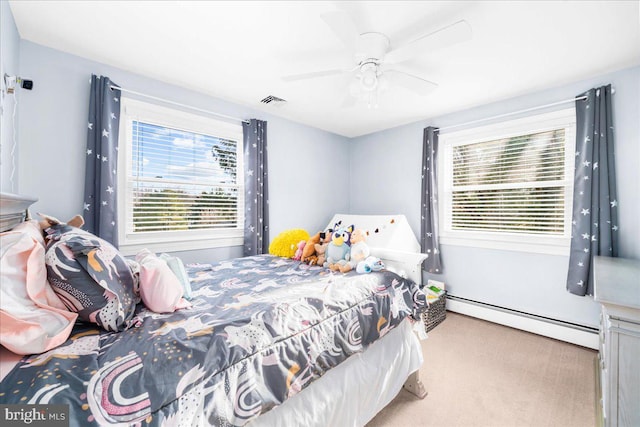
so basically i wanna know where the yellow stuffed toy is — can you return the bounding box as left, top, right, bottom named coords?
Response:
left=269, top=229, right=310, bottom=258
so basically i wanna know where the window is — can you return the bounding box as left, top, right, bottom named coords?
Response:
left=117, top=98, right=244, bottom=254
left=438, top=108, right=576, bottom=255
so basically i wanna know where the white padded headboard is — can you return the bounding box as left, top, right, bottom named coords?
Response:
left=325, top=214, right=428, bottom=285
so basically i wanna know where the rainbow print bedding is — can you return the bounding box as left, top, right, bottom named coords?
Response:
left=0, top=255, right=426, bottom=426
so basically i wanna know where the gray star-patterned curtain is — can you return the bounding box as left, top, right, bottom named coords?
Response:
left=242, top=119, right=269, bottom=256
left=421, top=126, right=443, bottom=273
left=83, top=75, right=121, bottom=246
left=567, top=85, right=618, bottom=296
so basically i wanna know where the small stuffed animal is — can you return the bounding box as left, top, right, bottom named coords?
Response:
left=325, top=223, right=354, bottom=271
left=293, top=240, right=306, bottom=261
left=356, top=256, right=385, bottom=274
left=339, top=228, right=370, bottom=273
left=302, top=230, right=332, bottom=265
left=301, top=232, right=321, bottom=263
left=301, top=229, right=332, bottom=265
left=38, top=212, right=85, bottom=231
left=313, top=231, right=332, bottom=266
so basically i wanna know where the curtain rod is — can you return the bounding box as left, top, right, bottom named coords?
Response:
left=110, top=85, right=250, bottom=124
left=438, top=89, right=615, bottom=133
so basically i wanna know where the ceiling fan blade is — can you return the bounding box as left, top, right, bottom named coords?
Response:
left=385, top=20, right=472, bottom=64
left=281, top=68, right=347, bottom=82
left=320, top=9, right=359, bottom=52
left=386, top=70, right=438, bottom=96
left=341, top=93, right=357, bottom=108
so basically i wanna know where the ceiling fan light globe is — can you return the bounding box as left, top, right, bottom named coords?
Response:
left=361, top=69, right=378, bottom=91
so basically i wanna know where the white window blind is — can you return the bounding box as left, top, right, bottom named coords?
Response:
left=129, top=121, right=242, bottom=233
left=439, top=108, right=576, bottom=254
left=451, top=129, right=566, bottom=234
left=118, top=98, right=244, bottom=254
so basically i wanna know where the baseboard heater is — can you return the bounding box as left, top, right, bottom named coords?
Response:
left=446, top=295, right=599, bottom=350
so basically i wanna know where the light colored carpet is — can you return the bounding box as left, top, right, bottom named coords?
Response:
left=367, top=312, right=597, bottom=427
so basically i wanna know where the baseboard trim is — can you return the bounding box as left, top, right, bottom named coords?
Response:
left=446, top=297, right=599, bottom=350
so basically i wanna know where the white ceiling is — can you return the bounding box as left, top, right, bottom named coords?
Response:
left=9, top=1, right=640, bottom=138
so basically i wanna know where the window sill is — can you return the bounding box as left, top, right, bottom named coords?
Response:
left=440, top=234, right=569, bottom=256
left=118, top=234, right=243, bottom=256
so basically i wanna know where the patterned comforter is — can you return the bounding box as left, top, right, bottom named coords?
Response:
left=0, top=255, right=426, bottom=426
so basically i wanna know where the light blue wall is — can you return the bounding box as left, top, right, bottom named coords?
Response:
left=349, top=66, right=640, bottom=328
left=16, top=41, right=350, bottom=263
left=10, top=25, right=639, bottom=327
left=0, top=1, right=21, bottom=193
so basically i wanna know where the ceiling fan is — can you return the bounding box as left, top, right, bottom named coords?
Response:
left=282, top=9, right=472, bottom=108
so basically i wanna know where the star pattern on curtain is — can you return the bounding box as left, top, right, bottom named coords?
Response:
left=567, top=85, right=618, bottom=296
left=421, top=126, right=442, bottom=274
left=243, top=119, right=269, bottom=256
left=83, top=75, right=121, bottom=246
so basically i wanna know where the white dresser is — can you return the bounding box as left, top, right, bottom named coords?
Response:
left=593, top=256, right=640, bottom=427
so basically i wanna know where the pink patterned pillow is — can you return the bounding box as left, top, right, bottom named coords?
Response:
left=136, top=249, right=191, bottom=313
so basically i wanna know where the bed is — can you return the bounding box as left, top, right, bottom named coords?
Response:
left=0, top=199, right=429, bottom=426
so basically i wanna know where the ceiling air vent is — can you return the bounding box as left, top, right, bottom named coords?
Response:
left=260, top=95, right=287, bottom=107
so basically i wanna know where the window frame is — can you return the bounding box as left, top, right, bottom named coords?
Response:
left=437, top=108, right=576, bottom=255
left=117, top=97, right=244, bottom=256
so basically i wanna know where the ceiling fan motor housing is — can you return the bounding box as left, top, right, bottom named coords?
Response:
left=355, top=32, right=390, bottom=64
